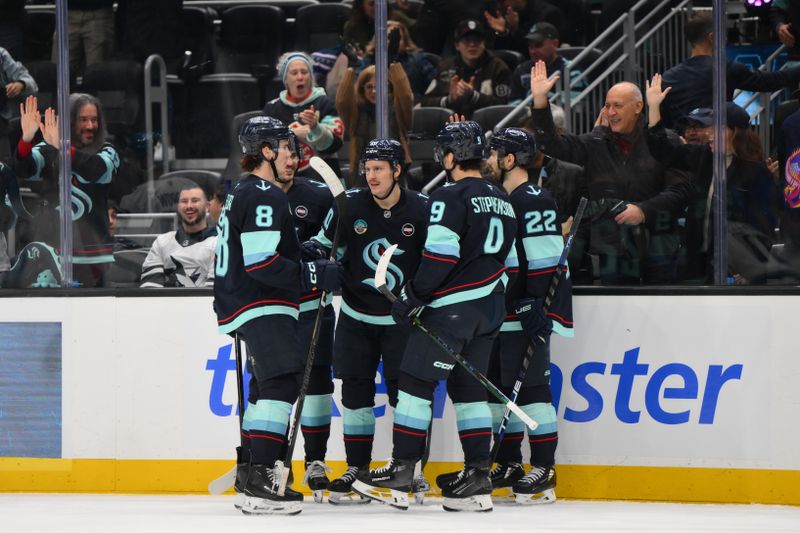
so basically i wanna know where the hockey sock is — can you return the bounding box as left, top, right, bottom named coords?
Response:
left=242, top=399, right=293, bottom=465
left=392, top=390, right=432, bottom=461
left=343, top=406, right=375, bottom=467
left=524, top=402, right=558, bottom=467
left=455, top=401, right=493, bottom=465
left=300, top=394, right=332, bottom=462
left=489, top=403, right=524, bottom=464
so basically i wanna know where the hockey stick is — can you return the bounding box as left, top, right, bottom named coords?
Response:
left=276, top=156, right=346, bottom=496
left=490, top=197, right=588, bottom=462
left=208, top=333, right=246, bottom=494
left=374, top=245, right=539, bottom=433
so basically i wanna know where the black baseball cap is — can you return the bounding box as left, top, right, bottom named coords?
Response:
left=525, top=22, right=559, bottom=45
left=682, top=103, right=751, bottom=129
left=454, top=19, right=486, bottom=41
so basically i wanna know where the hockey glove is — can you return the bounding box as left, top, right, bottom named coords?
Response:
left=391, top=281, right=426, bottom=325
left=387, top=27, right=401, bottom=63
left=300, top=239, right=327, bottom=262
left=301, top=259, right=341, bottom=293
left=516, top=298, right=552, bottom=346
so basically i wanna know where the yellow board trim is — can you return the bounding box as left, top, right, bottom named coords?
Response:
left=1, top=458, right=799, bottom=505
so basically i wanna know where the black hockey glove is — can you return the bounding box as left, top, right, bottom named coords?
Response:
left=391, top=281, right=426, bottom=325
left=387, top=27, right=401, bottom=63
left=343, top=42, right=361, bottom=69
left=516, top=298, right=552, bottom=346
left=301, top=259, right=341, bottom=293
left=300, top=239, right=327, bottom=262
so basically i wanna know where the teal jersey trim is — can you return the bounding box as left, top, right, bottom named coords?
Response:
left=428, top=274, right=507, bottom=308
left=522, top=234, right=563, bottom=270
left=340, top=300, right=395, bottom=325
left=505, top=237, right=519, bottom=268
left=300, top=394, right=332, bottom=427
left=343, top=406, right=376, bottom=435
left=218, top=304, right=299, bottom=335
left=394, top=391, right=432, bottom=430
left=424, top=224, right=461, bottom=257
left=501, top=319, right=573, bottom=337
left=523, top=402, right=557, bottom=435
left=299, top=293, right=333, bottom=314
left=242, top=399, right=293, bottom=434
left=241, top=230, right=281, bottom=266
left=72, top=254, right=114, bottom=265
left=454, top=402, right=492, bottom=432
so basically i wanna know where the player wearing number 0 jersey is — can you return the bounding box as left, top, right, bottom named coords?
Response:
left=307, top=139, right=429, bottom=503
left=352, top=121, right=518, bottom=513
left=213, top=116, right=340, bottom=515
left=484, top=127, right=573, bottom=505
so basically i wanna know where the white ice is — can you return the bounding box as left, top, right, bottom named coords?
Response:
left=2, top=494, right=799, bottom=533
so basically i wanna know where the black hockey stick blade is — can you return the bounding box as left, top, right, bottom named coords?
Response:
left=373, top=246, right=538, bottom=432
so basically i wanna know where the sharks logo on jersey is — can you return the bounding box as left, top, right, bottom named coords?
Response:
left=362, top=238, right=404, bottom=290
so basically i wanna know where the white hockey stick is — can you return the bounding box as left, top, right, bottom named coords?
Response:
left=275, top=156, right=347, bottom=496
left=375, top=245, right=538, bottom=432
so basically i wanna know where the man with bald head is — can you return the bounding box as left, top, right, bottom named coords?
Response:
left=528, top=61, right=690, bottom=285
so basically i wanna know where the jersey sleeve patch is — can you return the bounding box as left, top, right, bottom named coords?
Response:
left=241, top=230, right=281, bottom=266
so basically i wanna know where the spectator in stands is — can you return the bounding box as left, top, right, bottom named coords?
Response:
left=0, top=0, right=25, bottom=59
left=362, top=20, right=437, bottom=103
left=661, top=11, right=800, bottom=129
left=484, top=0, right=566, bottom=55
left=263, top=52, right=344, bottom=180
left=208, top=186, right=226, bottom=225
left=770, top=1, right=799, bottom=63
left=56, top=0, right=114, bottom=77
left=14, top=94, right=119, bottom=288
left=343, top=0, right=378, bottom=50
left=421, top=19, right=512, bottom=119
left=1, top=46, right=38, bottom=161
left=107, top=201, right=141, bottom=252
left=646, top=74, right=778, bottom=284
left=116, top=0, right=184, bottom=70
left=0, top=161, right=17, bottom=274
left=530, top=61, right=691, bottom=285
left=140, top=184, right=216, bottom=288
left=509, top=23, right=585, bottom=103
left=410, top=1, right=486, bottom=55
left=778, top=97, right=800, bottom=280
left=337, top=28, right=413, bottom=186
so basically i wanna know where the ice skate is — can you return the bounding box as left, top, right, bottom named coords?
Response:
left=440, top=463, right=493, bottom=512
left=328, top=465, right=371, bottom=505
left=411, top=461, right=431, bottom=505
left=240, top=464, right=303, bottom=515
left=233, top=453, right=248, bottom=510
left=487, top=462, right=525, bottom=502
left=302, top=460, right=332, bottom=503
left=513, top=465, right=556, bottom=505
left=351, top=458, right=414, bottom=510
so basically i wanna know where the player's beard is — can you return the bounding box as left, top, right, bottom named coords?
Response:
left=181, top=208, right=207, bottom=229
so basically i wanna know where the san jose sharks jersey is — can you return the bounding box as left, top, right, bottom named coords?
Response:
left=214, top=174, right=302, bottom=335
left=502, top=182, right=573, bottom=337
left=287, top=176, right=334, bottom=313
left=14, top=141, right=119, bottom=264
left=140, top=225, right=217, bottom=288
left=313, top=187, right=429, bottom=324
left=413, top=176, right=518, bottom=308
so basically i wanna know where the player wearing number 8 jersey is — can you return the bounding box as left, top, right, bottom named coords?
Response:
left=213, top=116, right=340, bottom=515
left=352, top=120, right=518, bottom=512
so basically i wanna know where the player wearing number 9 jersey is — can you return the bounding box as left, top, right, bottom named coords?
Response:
left=352, top=120, right=518, bottom=513
left=213, top=116, right=340, bottom=515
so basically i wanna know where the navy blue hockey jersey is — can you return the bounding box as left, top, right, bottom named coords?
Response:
left=314, top=187, right=429, bottom=325
left=287, top=176, right=334, bottom=313
left=502, top=182, right=573, bottom=337
left=214, top=175, right=302, bottom=335
left=413, top=177, right=518, bottom=307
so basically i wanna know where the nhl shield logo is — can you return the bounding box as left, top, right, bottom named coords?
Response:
left=354, top=218, right=368, bottom=235
left=402, top=223, right=415, bottom=237
left=295, top=205, right=308, bottom=218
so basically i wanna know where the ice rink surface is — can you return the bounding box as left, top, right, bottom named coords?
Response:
left=2, top=494, right=800, bottom=533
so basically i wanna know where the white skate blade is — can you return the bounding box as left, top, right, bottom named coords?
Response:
left=442, top=494, right=493, bottom=512
left=233, top=492, right=245, bottom=510
left=241, top=495, right=302, bottom=515
left=328, top=490, right=372, bottom=505
left=312, top=490, right=325, bottom=504
left=413, top=491, right=425, bottom=505
left=490, top=487, right=516, bottom=504
left=514, top=488, right=556, bottom=505
left=351, top=480, right=409, bottom=510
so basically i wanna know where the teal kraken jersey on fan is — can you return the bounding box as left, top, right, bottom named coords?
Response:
left=413, top=176, right=518, bottom=307
left=214, top=174, right=302, bottom=334
left=314, top=187, right=429, bottom=324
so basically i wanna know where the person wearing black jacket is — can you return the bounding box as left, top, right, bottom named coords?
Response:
left=421, top=19, right=512, bottom=119
left=661, top=11, right=800, bottom=129
left=770, top=0, right=800, bottom=62
left=530, top=61, right=691, bottom=285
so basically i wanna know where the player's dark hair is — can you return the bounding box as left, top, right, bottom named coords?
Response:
left=240, top=152, right=265, bottom=172
left=456, top=159, right=484, bottom=172
left=685, top=11, right=712, bottom=46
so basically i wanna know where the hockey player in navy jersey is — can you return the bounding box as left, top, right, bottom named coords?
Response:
left=480, top=127, right=573, bottom=504
left=352, top=121, right=519, bottom=512
left=265, top=129, right=337, bottom=501
left=213, top=116, right=340, bottom=515
left=306, top=138, right=429, bottom=503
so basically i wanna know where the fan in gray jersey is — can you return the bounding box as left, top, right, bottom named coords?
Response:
left=140, top=184, right=216, bottom=288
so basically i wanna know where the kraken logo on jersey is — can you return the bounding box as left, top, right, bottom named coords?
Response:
left=64, top=187, right=93, bottom=221
left=362, top=238, right=404, bottom=291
